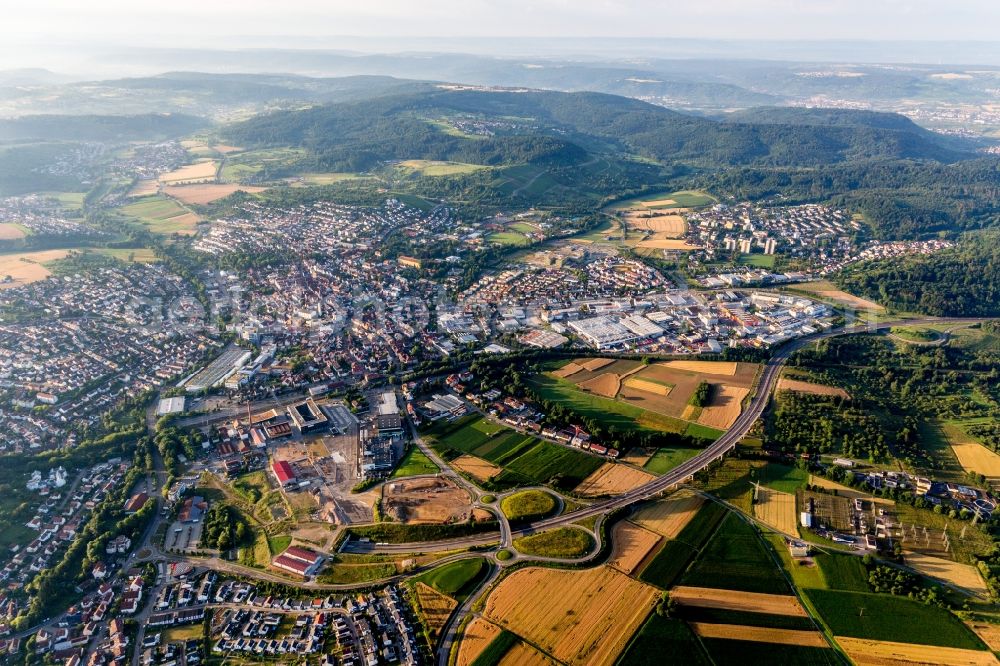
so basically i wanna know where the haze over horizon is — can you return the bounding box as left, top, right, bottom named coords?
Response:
left=4, top=0, right=1000, bottom=75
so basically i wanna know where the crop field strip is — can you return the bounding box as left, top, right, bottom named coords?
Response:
left=484, top=565, right=658, bottom=666
left=835, top=637, right=998, bottom=666
left=690, top=622, right=828, bottom=647
left=606, top=521, right=662, bottom=575
left=457, top=618, right=502, bottom=666
left=804, top=588, right=987, bottom=649
left=671, top=586, right=808, bottom=616
left=637, top=500, right=727, bottom=589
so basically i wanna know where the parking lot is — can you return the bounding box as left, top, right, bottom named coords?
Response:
left=165, top=519, right=204, bottom=552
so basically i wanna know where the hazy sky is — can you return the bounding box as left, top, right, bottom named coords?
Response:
left=3, top=0, right=1000, bottom=45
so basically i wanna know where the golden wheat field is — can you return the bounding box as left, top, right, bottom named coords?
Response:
left=691, top=623, right=828, bottom=647
left=451, top=455, right=503, bottom=482
left=671, top=586, right=807, bottom=616
left=0, top=249, right=70, bottom=289
left=457, top=617, right=502, bottom=666
left=836, top=637, right=997, bottom=666
left=697, top=385, right=749, bottom=429
left=630, top=491, right=704, bottom=538
left=661, top=360, right=738, bottom=375
left=754, top=486, right=799, bottom=535
left=484, top=566, right=658, bottom=666
left=497, top=642, right=557, bottom=666
left=415, top=583, right=457, bottom=637
left=902, top=551, right=988, bottom=596
left=158, top=160, right=219, bottom=184
left=607, top=521, right=662, bottom=575
left=575, top=463, right=657, bottom=497
left=623, top=377, right=672, bottom=396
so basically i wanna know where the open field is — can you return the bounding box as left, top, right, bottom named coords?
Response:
left=777, top=378, right=850, bottom=399
left=390, top=446, right=439, bottom=478
left=457, top=618, right=502, bottom=666
left=451, top=454, right=502, bottom=482
left=672, top=586, right=807, bottom=616
left=968, top=623, right=1000, bottom=652
left=580, top=357, right=615, bottom=371
left=903, top=551, right=988, bottom=596
left=620, top=447, right=655, bottom=467
left=944, top=423, right=1000, bottom=478
left=552, top=362, right=583, bottom=378
left=792, top=279, right=886, bottom=312
left=807, top=475, right=894, bottom=506
left=697, top=385, right=750, bottom=429
left=0, top=223, right=27, bottom=239
left=635, top=239, right=701, bottom=250
left=0, top=249, right=70, bottom=288
left=754, top=486, right=799, bottom=535
left=638, top=502, right=728, bottom=589
left=805, top=589, right=985, bottom=649
left=642, top=447, right=700, bottom=475
left=681, top=512, right=791, bottom=593
left=621, top=211, right=686, bottom=237
left=120, top=195, right=201, bottom=235
left=609, top=189, right=715, bottom=211
left=623, top=376, right=672, bottom=396
left=396, top=160, right=488, bottom=176
left=414, top=583, right=457, bottom=637
left=415, top=558, right=488, bottom=601
left=577, top=372, right=623, bottom=398
left=836, top=637, right=997, bottom=666
left=513, top=527, right=594, bottom=558
left=575, top=462, right=656, bottom=497
left=383, top=477, right=473, bottom=524
left=607, top=521, right=661, bottom=575
left=691, top=623, right=827, bottom=647
left=617, top=615, right=711, bottom=666
left=631, top=491, right=704, bottom=538
left=498, top=641, right=556, bottom=666
left=163, top=183, right=265, bottom=204
left=158, top=160, right=218, bottom=184
left=484, top=566, right=658, bottom=666
left=661, top=361, right=738, bottom=375
left=127, top=179, right=159, bottom=197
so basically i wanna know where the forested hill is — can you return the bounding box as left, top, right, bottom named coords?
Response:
left=223, top=87, right=975, bottom=170
left=0, top=113, right=209, bottom=142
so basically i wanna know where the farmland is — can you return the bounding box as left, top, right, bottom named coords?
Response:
left=836, top=637, right=998, bottom=666
left=120, top=194, right=201, bottom=235
left=690, top=622, right=827, bottom=647
left=422, top=416, right=601, bottom=490
left=671, top=586, right=808, bottom=617
left=616, top=615, right=711, bottom=666
left=804, top=588, right=986, bottom=649
left=457, top=618, right=502, bottom=666
left=0, top=249, right=70, bottom=289
left=606, top=521, right=661, bottom=575
left=162, top=182, right=266, bottom=204
left=451, top=455, right=502, bottom=482
left=574, top=463, right=656, bottom=497
left=698, top=639, right=836, bottom=665
left=484, top=566, right=658, bottom=666
left=414, top=583, right=457, bottom=638
left=637, top=501, right=727, bottom=589
left=630, top=491, right=704, bottom=538
left=814, top=553, right=870, bottom=592
left=680, top=512, right=791, bottom=594
left=158, top=159, right=219, bottom=184
left=753, top=485, right=799, bottom=535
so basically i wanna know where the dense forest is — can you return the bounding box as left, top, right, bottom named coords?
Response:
left=835, top=231, right=1000, bottom=316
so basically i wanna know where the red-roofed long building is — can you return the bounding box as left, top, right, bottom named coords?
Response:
left=272, top=460, right=295, bottom=487
left=271, top=545, right=323, bottom=577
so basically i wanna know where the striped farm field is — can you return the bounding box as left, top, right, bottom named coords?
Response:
left=623, top=377, right=672, bottom=396
left=660, top=360, right=738, bottom=375
left=575, top=462, right=656, bottom=497
left=484, top=566, right=657, bottom=666
left=607, top=521, right=662, bottom=575
left=836, top=637, right=997, bottom=666
left=672, top=586, right=807, bottom=617
left=631, top=491, right=704, bottom=538
left=691, top=623, right=827, bottom=647
left=753, top=486, right=799, bottom=535
left=456, top=617, right=502, bottom=666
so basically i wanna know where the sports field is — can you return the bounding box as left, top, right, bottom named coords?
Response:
left=484, top=566, right=658, bottom=666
